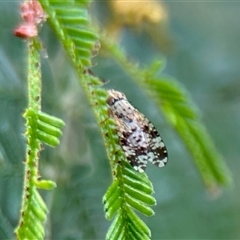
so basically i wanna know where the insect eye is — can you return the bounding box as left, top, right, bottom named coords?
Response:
left=106, top=97, right=114, bottom=106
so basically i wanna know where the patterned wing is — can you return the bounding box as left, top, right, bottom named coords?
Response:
left=142, top=117, right=168, bottom=167
left=113, top=115, right=149, bottom=172
left=134, top=110, right=168, bottom=167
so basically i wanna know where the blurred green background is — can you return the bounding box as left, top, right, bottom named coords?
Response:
left=0, top=1, right=239, bottom=239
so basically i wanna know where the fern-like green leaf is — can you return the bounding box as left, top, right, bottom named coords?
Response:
left=147, top=78, right=232, bottom=189
left=40, top=0, right=97, bottom=69
left=15, top=35, right=64, bottom=239
left=103, top=161, right=156, bottom=239
left=16, top=108, right=64, bottom=240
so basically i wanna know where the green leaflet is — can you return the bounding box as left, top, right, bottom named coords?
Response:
left=38, top=111, right=65, bottom=128
left=124, top=185, right=156, bottom=206
left=35, top=180, right=57, bottom=190
left=122, top=174, right=153, bottom=195
left=125, top=193, right=155, bottom=217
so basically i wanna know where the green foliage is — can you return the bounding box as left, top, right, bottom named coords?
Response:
left=39, top=1, right=161, bottom=238
left=103, top=164, right=156, bottom=240
left=10, top=0, right=233, bottom=240
left=15, top=39, right=64, bottom=239
left=40, top=0, right=97, bottom=69
left=147, top=78, right=232, bottom=189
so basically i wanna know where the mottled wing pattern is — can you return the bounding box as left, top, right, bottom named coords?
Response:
left=107, top=89, right=168, bottom=173
left=135, top=111, right=168, bottom=167
left=112, top=115, right=149, bottom=172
